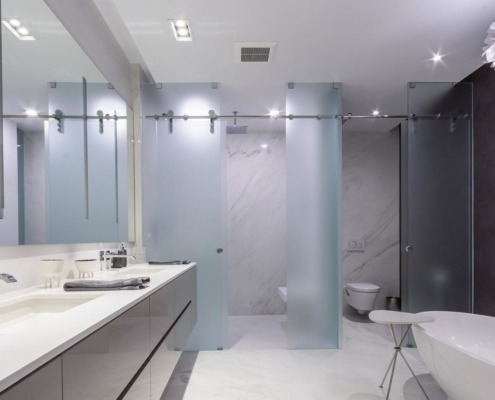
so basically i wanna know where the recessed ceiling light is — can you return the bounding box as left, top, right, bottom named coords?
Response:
left=17, top=27, right=30, bottom=36
left=8, top=19, right=21, bottom=28
left=2, top=19, right=35, bottom=40
left=174, top=20, right=187, bottom=28
left=261, top=144, right=268, bottom=149
left=269, top=110, right=280, bottom=118
left=372, top=110, right=380, bottom=116
left=170, top=19, right=193, bottom=42
left=177, top=28, right=189, bottom=37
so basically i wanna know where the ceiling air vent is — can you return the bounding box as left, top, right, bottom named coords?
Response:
left=235, top=42, right=277, bottom=63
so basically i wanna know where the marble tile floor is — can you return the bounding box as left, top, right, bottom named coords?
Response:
left=165, top=315, right=448, bottom=400
left=228, top=315, right=288, bottom=350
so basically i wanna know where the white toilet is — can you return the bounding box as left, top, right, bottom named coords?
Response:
left=344, top=283, right=380, bottom=314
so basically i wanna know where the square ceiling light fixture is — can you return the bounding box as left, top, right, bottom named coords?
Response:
left=170, top=19, right=193, bottom=42
left=1, top=19, right=35, bottom=40
left=482, top=21, right=495, bottom=69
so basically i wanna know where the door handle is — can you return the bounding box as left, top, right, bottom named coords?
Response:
left=405, top=245, right=413, bottom=253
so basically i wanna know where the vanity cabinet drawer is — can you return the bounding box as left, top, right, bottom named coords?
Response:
left=62, top=298, right=150, bottom=400
left=174, top=268, right=197, bottom=320
left=150, top=335, right=179, bottom=399
left=150, top=281, right=174, bottom=349
left=122, top=364, right=150, bottom=400
left=0, top=358, right=62, bottom=400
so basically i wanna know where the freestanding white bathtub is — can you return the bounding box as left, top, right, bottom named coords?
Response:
left=412, top=311, right=495, bottom=400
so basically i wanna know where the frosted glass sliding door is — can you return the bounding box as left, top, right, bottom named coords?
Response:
left=142, top=83, right=226, bottom=350
left=286, top=83, right=342, bottom=349
left=401, top=82, right=472, bottom=314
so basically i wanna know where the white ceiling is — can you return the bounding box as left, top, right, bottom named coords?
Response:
left=94, top=0, right=495, bottom=132
left=3, top=1, right=494, bottom=133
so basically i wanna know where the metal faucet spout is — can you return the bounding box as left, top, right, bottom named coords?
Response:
left=102, top=254, right=136, bottom=261
left=0, top=273, right=17, bottom=283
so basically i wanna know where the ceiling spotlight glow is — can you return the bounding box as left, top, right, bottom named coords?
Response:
left=261, top=144, right=268, bottom=149
left=177, top=28, right=189, bottom=37
left=170, top=19, right=193, bottom=41
left=372, top=110, right=380, bottom=116
left=17, top=27, right=29, bottom=36
left=432, top=53, right=443, bottom=63
left=269, top=110, right=279, bottom=118
left=25, top=109, right=38, bottom=117
left=1, top=19, right=35, bottom=40
left=8, top=19, right=20, bottom=27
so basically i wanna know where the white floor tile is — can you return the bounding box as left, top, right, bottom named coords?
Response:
left=181, top=316, right=448, bottom=400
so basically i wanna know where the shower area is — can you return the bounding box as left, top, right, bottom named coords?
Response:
left=141, top=82, right=342, bottom=351
left=226, top=120, right=288, bottom=350
left=140, top=80, right=473, bottom=352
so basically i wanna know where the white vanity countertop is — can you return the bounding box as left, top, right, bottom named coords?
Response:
left=0, top=263, right=195, bottom=393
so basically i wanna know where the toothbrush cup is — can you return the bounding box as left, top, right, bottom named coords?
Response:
left=40, top=259, right=64, bottom=288
left=74, top=259, right=98, bottom=279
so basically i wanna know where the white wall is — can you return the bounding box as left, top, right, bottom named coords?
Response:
left=227, top=131, right=286, bottom=316
left=342, top=127, right=400, bottom=312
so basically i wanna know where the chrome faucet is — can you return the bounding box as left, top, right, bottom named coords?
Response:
left=0, top=273, right=17, bottom=283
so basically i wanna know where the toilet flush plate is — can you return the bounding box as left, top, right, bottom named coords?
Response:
left=347, top=239, right=365, bottom=252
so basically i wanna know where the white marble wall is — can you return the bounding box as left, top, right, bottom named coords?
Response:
left=342, top=128, right=400, bottom=311
left=227, top=131, right=287, bottom=316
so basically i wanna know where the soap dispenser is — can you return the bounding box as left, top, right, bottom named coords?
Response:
left=120, top=243, right=127, bottom=268
left=114, top=243, right=127, bottom=268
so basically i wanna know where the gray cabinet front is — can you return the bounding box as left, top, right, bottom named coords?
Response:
left=62, top=299, right=150, bottom=400
left=173, top=268, right=197, bottom=350
left=150, top=335, right=179, bottom=399
left=122, top=364, right=150, bottom=400
left=0, top=358, right=62, bottom=400
left=150, top=280, right=174, bottom=349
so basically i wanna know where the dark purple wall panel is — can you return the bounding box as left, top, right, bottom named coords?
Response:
left=465, top=63, right=495, bottom=316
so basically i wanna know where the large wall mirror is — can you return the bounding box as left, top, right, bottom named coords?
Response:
left=0, top=0, right=132, bottom=245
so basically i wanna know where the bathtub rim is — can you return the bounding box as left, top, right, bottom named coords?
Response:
left=414, top=311, right=495, bottom=368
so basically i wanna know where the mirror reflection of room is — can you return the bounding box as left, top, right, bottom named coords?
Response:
left=0, top=0, right=129, bottom=245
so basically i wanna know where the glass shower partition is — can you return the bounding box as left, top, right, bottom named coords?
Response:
left=286, top=83, right=342, bottom=349
left=401, top=82, right=473, bottom=316
left=141, top=83, right=226, bottom=351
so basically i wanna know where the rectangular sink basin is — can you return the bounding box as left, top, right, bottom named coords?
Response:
left=0, top=293, right=102, bottom=333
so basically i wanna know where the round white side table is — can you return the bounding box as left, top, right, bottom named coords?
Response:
left=369, top=310, right=435, bottom=400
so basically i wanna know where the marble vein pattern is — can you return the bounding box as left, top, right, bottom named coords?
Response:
left=180, top=316, right=447, bottom=400
left=227, top=131, right=287, bottom=316
left=342, top=129, right=400, bottom=311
